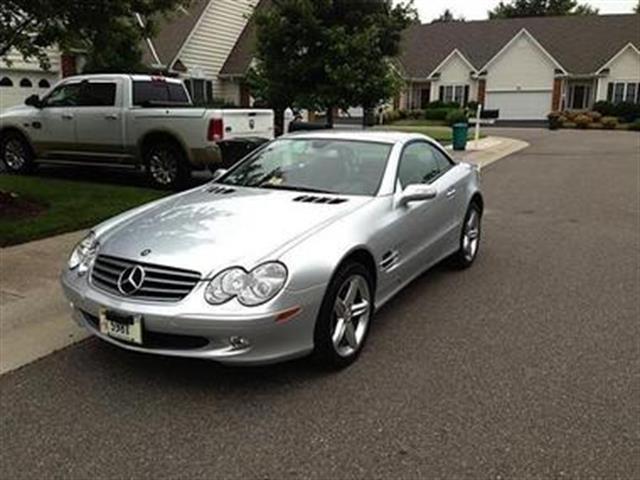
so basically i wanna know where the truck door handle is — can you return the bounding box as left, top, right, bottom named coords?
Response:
left=105, top=114, right=118, bottom=120
left=61, top=113, right=74, bottom=120
left=446, top=188, right=457, bottom=198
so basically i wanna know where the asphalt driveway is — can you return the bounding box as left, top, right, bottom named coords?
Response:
left=1, top=129, right=638, bottom=479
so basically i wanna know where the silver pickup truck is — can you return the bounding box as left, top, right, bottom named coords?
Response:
left=0, top=74, right=274, bottom=188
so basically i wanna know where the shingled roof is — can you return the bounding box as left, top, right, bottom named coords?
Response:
left=141, top=0, right=210, bottom=68
left=398, top=14, right=640, bottom=78
left=221, top=13, right=640, bottom=78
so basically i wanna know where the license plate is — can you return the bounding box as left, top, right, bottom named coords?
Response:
left=99, top=309, right=143, bottom=345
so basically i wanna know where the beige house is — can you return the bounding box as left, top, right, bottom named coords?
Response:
left=396, top=14, right=640, bottom=121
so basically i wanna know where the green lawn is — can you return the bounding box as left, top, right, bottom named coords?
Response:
left=374, top=123, right=484, bottom=143
left=0, top=175, right=166, bottom=247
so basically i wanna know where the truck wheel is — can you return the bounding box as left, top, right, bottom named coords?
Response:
left=144, top=141, right=190, bottom=190
left=1, top=132, right=35, bottom=174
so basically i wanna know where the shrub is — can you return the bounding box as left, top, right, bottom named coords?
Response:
left=547, top=111, right=563, bottom=130
left=587, top=122, right=603, bottom=130
left=563, top=122, right=577, bottom=129
left=558, top=115, right=568, bottom=125
left=594, top=101, right=640, bottom=122
left=426, top=100, right=460, bottom=109
left=445, top=109, right=468, bottom=126
left=407, top=109, right=424, bottom=120
left=397, top=109, right=409, bottom=120
left=383, top=110, right=401, bottom=124
left=587, top=111, right=602, bottom=122
left=424, top=107, right=454, bottom=121
left=593, top=101, right=616, bottom=117
left=629, top=120, right=640, bottom=131
left=601, top=116, right=618, bottom=129
left=574, top=114, right=592, bottom=129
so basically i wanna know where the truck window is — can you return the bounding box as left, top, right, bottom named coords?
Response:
left=133, top=81, right=190, bottom=106
left=43, top=83, right=82, bottom=107
left=79, top=82, right=116, bottom=106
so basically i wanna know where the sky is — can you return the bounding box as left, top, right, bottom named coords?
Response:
left=407, top=0, right=638, bottom=22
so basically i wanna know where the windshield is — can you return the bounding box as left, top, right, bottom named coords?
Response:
left=219, top=139, right=393, bottom=196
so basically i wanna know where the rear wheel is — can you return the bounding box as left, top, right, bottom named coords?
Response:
left=1, top=132, right=35, bottom=173
left=144, top=141, right=190, bottom=190
left=450, top=202, right=482, bottom=269
left=313, top=262, right=374, bottom=369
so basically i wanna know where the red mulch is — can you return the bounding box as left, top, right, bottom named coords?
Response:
left=0, top=190, right=46, bottom=219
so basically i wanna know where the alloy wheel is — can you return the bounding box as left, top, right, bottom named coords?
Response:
left=149, top=148, right=179, bottom=186
left=462, top=209, right=481, bottom=262
left=4, top=139, right=27, bottom=171
left=331, top=275, right=371, bottom=358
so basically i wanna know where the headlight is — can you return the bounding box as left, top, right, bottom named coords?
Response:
left=204, top=262, right=287, bottom=306
left=68, top=232, right=99, bottom=275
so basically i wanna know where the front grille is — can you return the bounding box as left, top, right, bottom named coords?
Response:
left=91, top=254, right=201, bottom=302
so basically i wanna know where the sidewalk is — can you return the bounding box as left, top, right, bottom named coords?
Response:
left=0, top=230, right=89, bottom=374
left=0, top=135, right=529, bottom=375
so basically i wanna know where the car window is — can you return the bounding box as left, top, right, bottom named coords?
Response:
left=220, top=139, right=393, bottom=196
left=79, top=82, right=116, bottom=106
left=397, top=142, right=445, bottom=189
left=43, top=83, right=81, bottom=107
left=133, top=80, right=190, bottom=106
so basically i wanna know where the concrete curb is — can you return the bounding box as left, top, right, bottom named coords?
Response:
left=449, top=136, right=530, bottom=170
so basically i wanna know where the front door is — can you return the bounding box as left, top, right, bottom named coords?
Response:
left=569, top=83, right=592, bottom=110
left=33, top=81, right=81, bottom=156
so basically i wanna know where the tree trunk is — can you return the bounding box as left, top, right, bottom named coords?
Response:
left=326, top=107, right=334, bottom=128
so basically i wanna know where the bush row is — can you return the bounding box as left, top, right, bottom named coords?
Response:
left=548, top=110, right=640, bottom=131
left=592, top=101, right=640, bottom=123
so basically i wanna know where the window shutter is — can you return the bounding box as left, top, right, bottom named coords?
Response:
left=607, top=83, right=613, bottom=102
left=464, top=85, right=470, bottom=106
left=206, top=80, right=213, bottom=103
left=439, top=86, right=444, bottom=101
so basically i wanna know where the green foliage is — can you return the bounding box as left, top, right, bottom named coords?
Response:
left=593, top=101, right=640, bottom=122
left=574, top=114, right=592, bottom=129
left=601, top=116, right=619, bottom=129
left=1, top=0, right=190, bottom=72
left=445, top=109, right=468, bottom=126
left=488, top=0, right=599, bottom=18
left=636, top=0, right=640, bottom=14
left=424, top=107, right=456, bottom=121
left=248, top=0, right=417, bottom=125
left=432, top=9, right=465, bottom=23
left=628, top=120, right=640, bottom=131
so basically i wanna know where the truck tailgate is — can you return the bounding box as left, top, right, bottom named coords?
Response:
left=222, top=110, right=274, bottom=140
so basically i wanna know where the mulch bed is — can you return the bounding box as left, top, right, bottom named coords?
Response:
left=0, top=190, right=47, bottom=220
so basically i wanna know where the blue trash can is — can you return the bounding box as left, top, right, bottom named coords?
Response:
left=452, top=123, right=469, bottom=151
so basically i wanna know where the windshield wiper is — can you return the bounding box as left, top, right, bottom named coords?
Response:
left=258, top=184, right=336, bottom=194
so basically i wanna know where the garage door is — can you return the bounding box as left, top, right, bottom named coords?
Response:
left=0, top=71, right=58, bottom=113
left=485, top=91, right=553, bottom=121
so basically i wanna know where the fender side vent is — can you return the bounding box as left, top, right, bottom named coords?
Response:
left=293, top=195, right=348, bottom=205
left=207, top=186, right=236, bottom=195
left=380, top=251, right=399, bottom=272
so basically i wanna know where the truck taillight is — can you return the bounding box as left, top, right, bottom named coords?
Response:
left=208, top=118, right=224, bottom=141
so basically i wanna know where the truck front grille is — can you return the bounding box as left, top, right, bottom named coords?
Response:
left=91, top=254, right=201, bottom=302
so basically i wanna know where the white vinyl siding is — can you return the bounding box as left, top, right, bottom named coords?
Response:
left=596, top=46, right=640, bottom=102
left=178, top=0, right=257, bottom=102
left=429, top=52, right=476, bottom=104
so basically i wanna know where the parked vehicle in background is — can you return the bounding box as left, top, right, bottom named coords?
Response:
left=0, top=74, right=274, bottom=189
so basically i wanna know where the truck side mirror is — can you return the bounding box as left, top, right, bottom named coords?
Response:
left=25, top=95, right=42, bottom=108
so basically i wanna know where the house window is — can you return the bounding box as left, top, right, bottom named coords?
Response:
left=438, top=84, right=469, bottom=106
left=0, top=77, right=13, bottom=87
left=38, top=79, right=50, bottom=89
left=607, top=82, right=640, bottom=104
left=20, top=78, right=32, bottom=87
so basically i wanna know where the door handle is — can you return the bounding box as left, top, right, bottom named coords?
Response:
left=61, top=113, right=74, bottom=120
left=446, top=188, right=457, bottom=198
left=105, top=114, right=118, bottom=120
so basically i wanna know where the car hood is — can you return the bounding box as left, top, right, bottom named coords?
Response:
left=99, top=185, right=370, bottom=276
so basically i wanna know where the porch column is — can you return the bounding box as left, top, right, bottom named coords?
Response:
left=477, top=79, right=486, bottom=106
left=552, top=78, right=563, bottom=111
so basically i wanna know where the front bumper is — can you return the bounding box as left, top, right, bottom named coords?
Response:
left=61, top=270, right=325, bottom=365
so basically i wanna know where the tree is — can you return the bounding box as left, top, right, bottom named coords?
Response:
left=248, top=0, right=417, bottom=128
left=0, top=0, right=190, bottom=72
left=432, top=9, right=465, bottom=23
left=635, top=0, right=640, bottom=13
left=489, top=0, right=599, bottom=18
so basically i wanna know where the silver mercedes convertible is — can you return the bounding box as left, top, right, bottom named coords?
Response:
left=61, top=131, right=483, bottom=368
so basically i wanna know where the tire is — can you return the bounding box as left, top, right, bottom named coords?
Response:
left=312, top=261, right=374, bottom=369
left=1, top=131, right=35, bottom=174
left=144, top=141, right=190, bottom=190
left=449, top=202, right=482, bottom=269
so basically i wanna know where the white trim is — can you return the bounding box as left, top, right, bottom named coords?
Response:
left=428, top=49, right=477, bottom=79
left=135, top=13, right=163, bottom=67
left=486, top=87, right=553, bottom=93
left=595, top=42, right=640, bottom=75
left=168, top=0, right=213, bottom=71
left=479, top=28, right=568, bottom=75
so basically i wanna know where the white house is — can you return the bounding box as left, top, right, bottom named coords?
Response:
left=0, top=0, right=260, bottom=112
left=396, top=14, right=640, bottom=121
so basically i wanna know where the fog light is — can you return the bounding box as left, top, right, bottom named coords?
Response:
left=229, top=336, right=250, bottom=350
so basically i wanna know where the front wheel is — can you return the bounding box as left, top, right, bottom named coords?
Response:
left=312, top=262, right=374, bottom=369
left=450, top=202, right=482, bottom=269
left=144, top=141, right=190, bottom=190
left=1, top=132, right=35, bottom=173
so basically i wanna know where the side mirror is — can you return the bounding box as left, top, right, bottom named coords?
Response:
left=211, top=168, right=228, bottom=181
left=25, top=94, right=42, bottom=108
left=398, top=184, right=437, bottom=206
